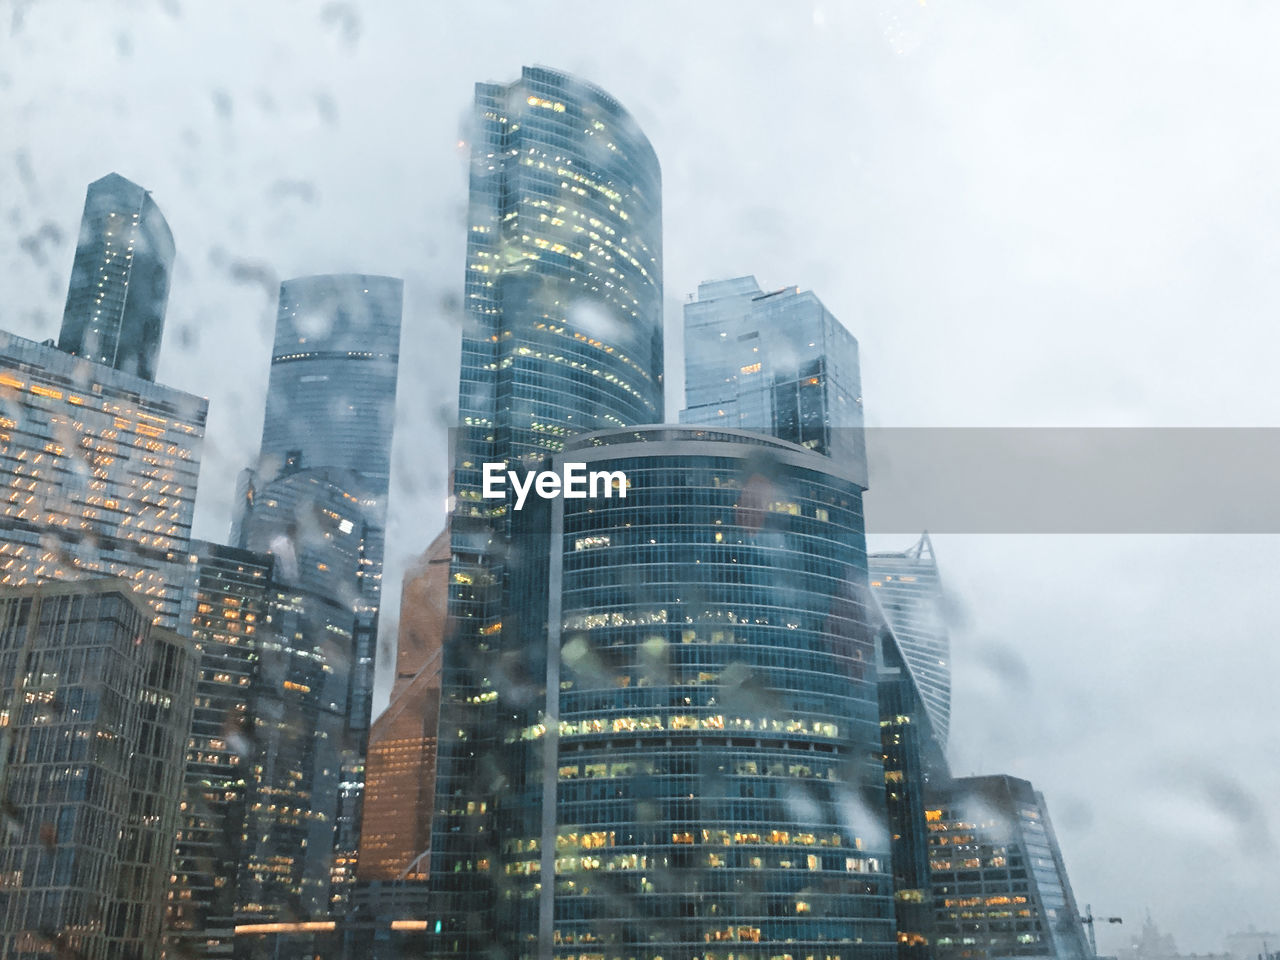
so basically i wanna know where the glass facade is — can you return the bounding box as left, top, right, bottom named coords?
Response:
left=432, top=65, right=664, bottom=957
left=358, top=528, right=449, bottom=885
left=0, top=579, right=196, bottom=960
left=229, top=273, right=402, bottom=938
left=869, top=534, right=951, bottom=749
left=231, top=465, right=378, bottom=924
left=462, top=426, right=895, bottom=960
left=259, top=275, right=403, bottom=488
left=57, top=173, right=174, bottom=382
left=166, top=540, right=275, bottom=958
left=680, top=276, right=866, bottom=480
left=925, top=776, right=1090, bottom=960
left=0, top=330, right=207, bottom=627
left=876, top=612, right=950, bottom=960
left=452, top=64, right=663, bottom=500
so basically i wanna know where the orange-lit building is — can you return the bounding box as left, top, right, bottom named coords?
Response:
left=0, top=331, right=206, bottom=627
left=357, top=527, right=449, bottom=882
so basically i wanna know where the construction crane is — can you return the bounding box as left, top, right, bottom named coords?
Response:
left=1082, top=903, right=1123, bottom=956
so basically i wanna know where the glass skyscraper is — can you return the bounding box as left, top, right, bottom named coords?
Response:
left=166, top=540, right=275, bottom=958
left=680, top=276, right=865, bottom=476
left=869, top=534, right=951, bottom=749
left=0, top=330, right=206, bottom=627
left=0, top=579, right=196, bottom=959
left=257, top=275, right=402, bottom=488
left=468, top=426, right=894, bottom=959
left=230, top=274, right=402, bottom=935
left=359, top=528, right=449, bottom=884
left=57, top=173, right=174, bottom=382
left=875, top=608, right=951, bottom=960
left=432, top=65, right=664, bottom=956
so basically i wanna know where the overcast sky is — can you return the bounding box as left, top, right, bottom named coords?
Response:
left=3, top=0, right=1279, bottom=950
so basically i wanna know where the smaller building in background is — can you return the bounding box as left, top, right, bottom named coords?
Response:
left=926, top=775, right=1091, bottom=960
left=0, top=578, right=195, bottom=959
left=1224, top=928, right=1280, bottom=960
left=57, top=172, right=174, bottom=382
left=680, top=275, right=866, bottom=474
left=0, top=330, right=207, bottom=627
left=166, top=540, right=274, bottom=958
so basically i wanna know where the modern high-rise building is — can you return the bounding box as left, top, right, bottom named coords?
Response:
left=0, top=578, right=196, bottom=959
left=257, top=275, right=402, bottom=488
left=0, top=329, right=207, bottom=626
left=340, top=532, right=448, bottom=957
left=444, top=426, right=894, bottom=959
left=680, top=276, right=865, bottom=474
left=166, top=540, right=275, bottom=958
left=452, top=64, right=663, bottom=499
left=359, top=528, right=449, bottom=884
left=432, top=65, right=664, bottom=955
left=230, top=274, right=402, bottom=934
left=57, top=173, right=174, bottom=382
left=247, top=274, right=402, bottom=742
left=869, top=533, right=951, bottom=749
left=925, top=775, right=1090, bottom=960
left=875, top=606, right=951, bottom=960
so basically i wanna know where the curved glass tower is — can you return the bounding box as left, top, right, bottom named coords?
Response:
left=453, top=63, right=663, bottom=511
left=432, top=65, right=664, bottom=957
left=58, top=172, right=174, bottom=382
left=489, top=427, right=894, bottom=959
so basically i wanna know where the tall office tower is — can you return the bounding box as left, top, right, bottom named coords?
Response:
left=231, top=275, right=402, bottom=933
left=389, top=527, right=450, bottom=702
left=0, top=579, right=196, bottom=959
left=680, top=276, right=865, bottom=474
left=257, top=275, right=402, bottom=487
left=448, top=426, right=894, bottom=959
left=432, top=65, right=663, bottom=954
left=359, top=528, right=448, bottom=883
left=57, top=173, right=174, bottom=382
left=342, top=531, right=448, bottom=957
left=166, top=541, right=274, bottom=958
left=925, top=776, right=1090, bottom=960
left=0, top=330, right=207, bottom=626
left=875, top=608, right=951, bottom=960
left=869, top=533, right=951, bottom=748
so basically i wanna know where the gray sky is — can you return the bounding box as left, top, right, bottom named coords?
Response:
left=3, top=0, right=1278, bottom=950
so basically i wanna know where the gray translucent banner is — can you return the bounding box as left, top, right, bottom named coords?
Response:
left=863, top=428, right=1280, bottom=534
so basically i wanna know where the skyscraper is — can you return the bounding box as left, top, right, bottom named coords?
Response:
left=431, top=65, right=664, bottom=954
left=456, top=426, right=894, bottom=959
left=0, top=329, right=206, bottom=626
left=57, top=173, right=174, bottom=382
left=680, top=276, right=865, bottom=474
left=925, top=775, right=1090, bottom=960
left=869, top=533, right=951, bottom=749
left=230, top=274, right=402, bottom=932
left=452, top=64, right=663, bottom=499
left=257, top=275, right=402, bottom=487
left=875, top=608, right=950, bottom=960
left=0, top=578, right=196, bottom=959
left=358, top=528, right=449, bottom=884
left=166, top=541, right=274, bottom=958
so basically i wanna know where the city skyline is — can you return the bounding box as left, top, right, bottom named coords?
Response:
left=4, top=3, right=1280, bottom=951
